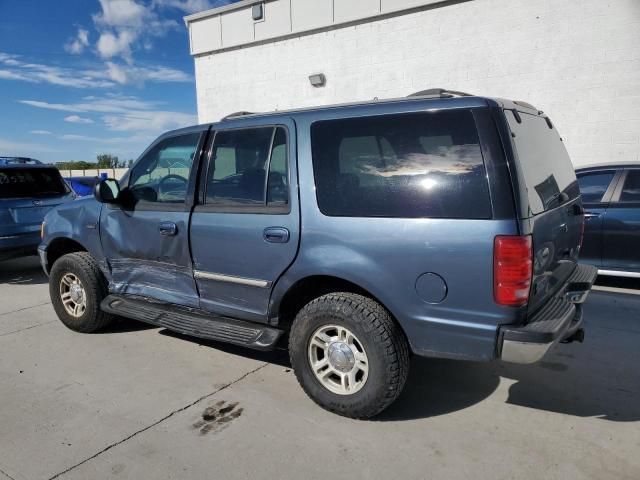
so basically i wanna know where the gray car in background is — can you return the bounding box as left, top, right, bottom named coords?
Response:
left=39, top=90, right=597, bottom=418
left=0, top=157, right=74, bottom=261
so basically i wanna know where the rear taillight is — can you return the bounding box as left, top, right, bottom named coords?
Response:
left=494, top=235, right=533, bottom=307
left=579, top=216, right=586, bottom=250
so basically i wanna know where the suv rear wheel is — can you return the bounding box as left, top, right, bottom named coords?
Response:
left=49, top=252, right=114, bottom=333
left=289, top=292, right=409, bottom=418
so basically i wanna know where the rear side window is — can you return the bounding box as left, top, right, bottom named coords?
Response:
left=0, top=168, right=68, bottom=199
left=505, top=111, right=579, bottom=215
left=310, top=110, right=491, bottom=218
left=577, top=171, right=615, bottom=203
left=620, top=170, right=640, bottom=203
left=205, top=126, right=289, bottom=209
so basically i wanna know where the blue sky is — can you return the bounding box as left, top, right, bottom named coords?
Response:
left=0, top=0, right=237, bottom=163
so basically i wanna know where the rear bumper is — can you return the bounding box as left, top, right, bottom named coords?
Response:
left=499, top=264, right=597, bottom=364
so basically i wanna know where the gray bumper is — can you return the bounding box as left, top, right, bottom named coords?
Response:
left=499, top=264, right=596, bottom=364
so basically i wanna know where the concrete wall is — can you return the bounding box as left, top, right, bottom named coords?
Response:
left=58, top=168, right=128, bottom=180
left=186, top=0, right=444, bottom=55
left=192, top=0, right=640, bottom=168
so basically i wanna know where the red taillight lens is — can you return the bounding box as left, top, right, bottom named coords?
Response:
left=579, top=217, right=586, bottom=250
left=494, top=235, right=533, bottom=307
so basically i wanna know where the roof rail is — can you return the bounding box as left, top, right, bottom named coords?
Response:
left=221, top=111, right=257, bottom=121
left=408, top=88, right=473, bottom=98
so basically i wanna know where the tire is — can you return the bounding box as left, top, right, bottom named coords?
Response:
left=289, top=292, right=410, bottom=419
left=49, top=252, right=114, bottom=333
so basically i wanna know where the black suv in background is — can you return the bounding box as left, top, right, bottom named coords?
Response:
left=577, top=165, right=640, bottom=278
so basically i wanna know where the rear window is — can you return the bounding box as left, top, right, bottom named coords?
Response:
left=0, top=168, right=68, bottom=199
left=505, top=110, right=579, bottom=215
left=310, top=110, right=491, bottom=218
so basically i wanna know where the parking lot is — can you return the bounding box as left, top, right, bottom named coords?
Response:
left=0, top=256, right=638, bottom=480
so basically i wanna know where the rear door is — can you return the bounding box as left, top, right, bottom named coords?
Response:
left=190, top=120, right=299, bottom=322
left=504, top=110, right=583, bottom=313
left=576, top=169, right=621, bottom=267
left=601, top=168, right=640, bottom=271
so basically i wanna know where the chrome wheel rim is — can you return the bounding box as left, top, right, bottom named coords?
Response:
left=308, top=324, right=369, bottom=395
left=59, top=273, right=87, bottom=318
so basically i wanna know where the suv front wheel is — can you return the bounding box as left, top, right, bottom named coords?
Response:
left=49, top=252, right=114, bottom=333
left=289, top=292, right=410, bottom=418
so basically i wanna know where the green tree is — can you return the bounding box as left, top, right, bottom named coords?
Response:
left=56, top=161, right=97, bottom=170
left=96, top=154, right=122, bottom=168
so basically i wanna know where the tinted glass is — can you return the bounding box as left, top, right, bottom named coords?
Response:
left=505, top=111, right=579, bottom=215
left=206, top=127, right=288, bottom=208
left=620, top=170, right=640, bottom=202
left=577, top=171, right=615, bottom=203
left=0, top=168, right=67, bottom=199
left=311, top=110, right=490, bottom=218
left=267, top=127, right=288, bottom=206
left=129, top=133, right=200, bottom=203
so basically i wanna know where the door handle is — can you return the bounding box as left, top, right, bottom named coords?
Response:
left=263, top=227, right=290, bottom=243
left=159, top=222, right=178, bottom=236
left=584, top=212, right=600, bottom=219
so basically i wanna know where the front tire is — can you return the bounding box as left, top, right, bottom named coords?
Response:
left=49, top=252, right=114, bottom=333
left=289, top=292, right=410, bottom=419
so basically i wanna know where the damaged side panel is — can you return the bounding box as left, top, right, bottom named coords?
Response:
left=100, top=207, right=199, bottom=307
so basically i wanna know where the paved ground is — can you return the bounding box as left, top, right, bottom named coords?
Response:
left=1, top=257, right=639, bottom=480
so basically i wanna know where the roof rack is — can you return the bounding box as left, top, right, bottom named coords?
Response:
left=221, top=111, right=257, bottom=121
left=408, top=88, right=473, bottom=98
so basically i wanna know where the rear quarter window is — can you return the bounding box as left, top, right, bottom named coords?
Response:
left=0, top=168, right=68, bottom=199
left=505, top=110, right=579, bottom=215
left=310, top=110, right=492, bottom=219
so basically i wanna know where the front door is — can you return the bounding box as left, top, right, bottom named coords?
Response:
left=100, top=130, right=206, bottom=307
left=576, top=169, right=619, bottom=267
left=602, top=168, right=640, bottom=271
left=190, top=121, right=300, bottom=322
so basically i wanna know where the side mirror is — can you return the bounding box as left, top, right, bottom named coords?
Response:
left=94, top=178, right=121, bottom=204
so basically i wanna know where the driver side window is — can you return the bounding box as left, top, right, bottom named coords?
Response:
left=129, top=133, right=201, bottom=204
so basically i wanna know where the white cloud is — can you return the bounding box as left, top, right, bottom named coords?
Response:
left=0, top=138, right=58, bottom=155
left=65, top=115, right=94, bottom=124
left=1, top=51, right=190, bottom=88
left=103, top=110, right=196, bottom=132
left=65, top=28, right=90, bottom=55
left=21, top=95, right=196, bottom=135
left=93, top=0, right=149, bottom=29
left=153, top=0, right=217, bottom=14
left=97, top=31, right=136, bottom=62
left=30, top=130, right=53, bottom=135
left=0, top=52, right=116, bottom=88
left=102, top=61, right=192, bottom=84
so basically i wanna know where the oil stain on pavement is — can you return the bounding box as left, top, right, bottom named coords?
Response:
left=192, top=400, right=243, bottom=435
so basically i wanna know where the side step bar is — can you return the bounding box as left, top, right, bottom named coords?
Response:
left=101, top=295, right=283, bottom=351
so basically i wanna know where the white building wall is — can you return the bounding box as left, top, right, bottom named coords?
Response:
left=193, top=0, right=640, bottom=167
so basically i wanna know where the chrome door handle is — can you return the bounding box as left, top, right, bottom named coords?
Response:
left=159, top=222, right=178, bottom=236
left=584, top=212, right=600, bottom=219
left=263, top=227, right=290, bottom=243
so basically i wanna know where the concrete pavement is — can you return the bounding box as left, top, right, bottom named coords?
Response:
left=1, top=256, right=639, bottom=480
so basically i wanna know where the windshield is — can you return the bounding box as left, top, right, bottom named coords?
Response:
left=0, top=168, right=69, bottom=199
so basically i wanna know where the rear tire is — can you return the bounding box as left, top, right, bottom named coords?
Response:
left=49, top=252, right=114, bottom=333
left=289, top=292, right=410, bottom=419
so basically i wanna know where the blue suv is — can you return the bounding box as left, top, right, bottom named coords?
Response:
left=0, top=157, right=74, bottom=261
left=40, top=90, right=597, bottom=418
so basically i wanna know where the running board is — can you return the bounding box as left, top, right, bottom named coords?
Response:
left=101, top=295, right=283, bottom=351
